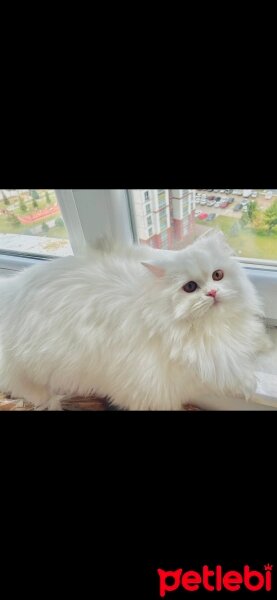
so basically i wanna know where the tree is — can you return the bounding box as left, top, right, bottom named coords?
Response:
left=1, top=190, right=10, bottom=205
left=246, top=201, right=258, bottom=223
left=264, top=200, right=277, bottom=232
left=55, top=217, right=65, bottom=228
left=45, top=191, right=51, bottom=204
left=240, top=202, right=258, bottom=228
left=42, top=222, right=49, bottom=233
left=31, top=190, right=39, bottom=200
left=19, top=198, right=27, bottom=212
left=8, top=213, right=20, bottom=227
left=33, top=199, right=38, bottom=208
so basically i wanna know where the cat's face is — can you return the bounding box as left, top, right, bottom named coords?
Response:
left=142, top=232, right=256, bottom=323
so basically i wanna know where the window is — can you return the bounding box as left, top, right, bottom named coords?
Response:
left=158, top=194, right=167, bottom=209
left=130, top=189, right=277, bottom=260
left=1, top=189, right=277, bottom=328
left=0, top=189, right=132, bottom=275
left=144, top=191, right=149, bottom=201
left=0, top=188, right=276, bottom=410
left=0, top=189, right=72, bottom=257
left=147, top=216, right=152, bottom=226
left=129, top=188, right=277, bottom=327
left=159, top=215, right=168, bottom=231
left=160, top=230, right=168, bottom=248
left=159, top=206, right=168, bottom=231
left=145, top=203, right=151, bottom=215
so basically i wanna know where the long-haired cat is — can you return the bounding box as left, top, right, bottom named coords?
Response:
left=0, top=231, right=272, bottom=410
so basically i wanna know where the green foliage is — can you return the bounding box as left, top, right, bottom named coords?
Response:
left=45, top=191, right=51, bottom=204
left=246, top=201, right=258, bottom=223
left=55, top=217, right=65, bottom=227
left=7, top=212, right=20, bottom=227
left=19, top=199, right=27, bottom=212
left=2, top=191, right=10, bottom=205
left=264, top=200, right=277, bottom=232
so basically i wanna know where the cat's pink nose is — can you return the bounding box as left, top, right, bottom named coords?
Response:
left=206, top=289, right=217, bottom=298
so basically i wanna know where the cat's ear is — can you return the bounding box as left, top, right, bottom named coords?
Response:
left=141, top=262, right=165, bottom=278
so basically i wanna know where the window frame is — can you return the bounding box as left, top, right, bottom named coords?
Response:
left=0, top=189, right=277, bottom=325
left=0, top=189, right=134, bottom=274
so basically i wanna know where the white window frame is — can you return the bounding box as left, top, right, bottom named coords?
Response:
left=0, top=189, right=277, bottom=326
left=0, top=189, right=134, bottom=274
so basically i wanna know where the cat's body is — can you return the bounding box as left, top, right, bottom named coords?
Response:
left=0, top=232, right=272, bottom=410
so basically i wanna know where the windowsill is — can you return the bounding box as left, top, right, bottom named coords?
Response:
left=0, top=232, right=72, bottom=257
left=252, top=327, right=277, bottom=408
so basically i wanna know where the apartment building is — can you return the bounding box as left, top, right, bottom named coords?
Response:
left=131, top=189, right=195, bottom=249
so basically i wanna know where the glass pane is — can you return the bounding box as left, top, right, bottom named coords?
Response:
left=130, top=189, right=277, bottom=260
left=0, top=189, right=73, bottom=256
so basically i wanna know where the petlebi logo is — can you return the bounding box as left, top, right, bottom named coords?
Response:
left=157, top=564, right=273, bottom=596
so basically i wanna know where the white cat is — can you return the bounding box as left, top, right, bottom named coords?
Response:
left=0, top=231, right=272, bottom=410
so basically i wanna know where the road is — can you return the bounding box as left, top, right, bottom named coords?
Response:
left=194, top=191, right=276, bottom=220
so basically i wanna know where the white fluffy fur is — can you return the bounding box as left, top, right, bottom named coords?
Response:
left=0, top=231, right=272, bottom=410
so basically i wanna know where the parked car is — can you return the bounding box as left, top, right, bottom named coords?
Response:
left=243, top=190, right=252, bottom=198
left=241, top=200, right=248, bottom=206
left=207, top=195, right=215, bottom=201
left=198, top=212, right=208, bottom=220
left=242, top=205, right=249, bottom=213
left=265, top=191, right=273, bottom=200
left=251, top=192, right=257, bottom=198
left=200, top=199, right=207, bottom=205
left=195, top=209, right=201, bottom=216
left=220, top=202, right=228, bottom=208
left=215, top=196, right=221, bottom=203
left=213, top=190, right=219, bottom=193
left=233, top=203, right=242, bottom=211
left=206, top=213, right=216, bottom=221
left=227, top=197, right=234, bottom=203
left=207, top=200, right=216, bottom=207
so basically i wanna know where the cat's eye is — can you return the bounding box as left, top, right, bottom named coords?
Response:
left=212, top=269, right=224, bottom=281
left=182, top=281, right=198, bottom=293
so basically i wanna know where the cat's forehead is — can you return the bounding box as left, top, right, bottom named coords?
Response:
left=176, top=240, right=230, bottom=278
